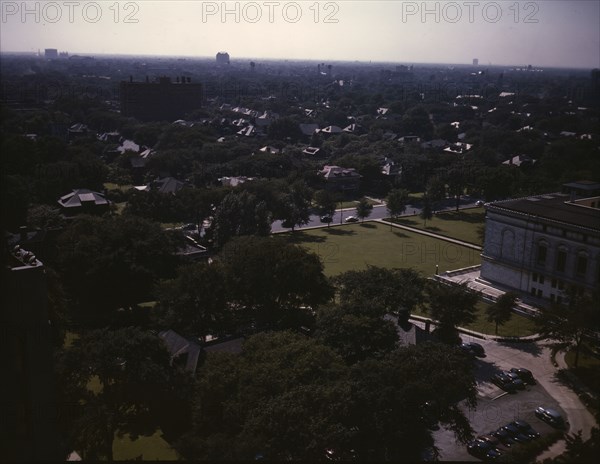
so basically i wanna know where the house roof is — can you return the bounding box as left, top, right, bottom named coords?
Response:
left=299, top=123, right=319, bottom=136
left=58, top=189, right=109, bottom=208
left=319, top=165, right=362, bottom=179
left=153, top=177, right=185, bottom=194
left=158, top=329, right=202, bottom=374
left=487, top=193, right=600, bottom=232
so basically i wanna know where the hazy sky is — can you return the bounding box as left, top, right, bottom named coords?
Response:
left=1, top=0, right=599, bottom=68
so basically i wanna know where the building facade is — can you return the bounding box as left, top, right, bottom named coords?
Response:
left=480, top=192, right=600, bottom=305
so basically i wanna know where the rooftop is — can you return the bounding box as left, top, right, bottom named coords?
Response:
left=487, top=193, right=600, bottom=232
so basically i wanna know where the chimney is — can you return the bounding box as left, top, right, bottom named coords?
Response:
left=19, top=226, right=28, bottom=242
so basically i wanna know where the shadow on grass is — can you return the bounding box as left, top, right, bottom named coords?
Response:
left=435, top=211, right=485, bottom=224
left=392, top=231, right=411, bottom=238
left=359, top=223, right=377, bottom=228
left=424, top=226, right=442, bottom=233
left=326, top=228, right=356, bottom=236
left=288, top=233, right=327, bottom=244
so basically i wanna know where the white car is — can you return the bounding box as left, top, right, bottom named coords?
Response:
left=345, top=216, right=359, bottom=223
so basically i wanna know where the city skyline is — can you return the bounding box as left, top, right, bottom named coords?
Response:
left=1, top=1, right=599, bottom=69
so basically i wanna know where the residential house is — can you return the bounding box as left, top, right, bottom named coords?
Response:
left=57, top=189, right=111, bottom=216
left=319, top=165, right=362, bottom=192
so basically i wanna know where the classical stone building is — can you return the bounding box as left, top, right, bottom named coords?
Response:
left=480, top=191, right=600, bottom=305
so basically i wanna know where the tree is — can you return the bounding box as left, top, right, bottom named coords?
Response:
left=313, top=189, right=337, bottom=227
left=211, top=190, right=272, bottom=248
left=334, top=266, right=426, bottom=322
left=219, top=236, right=334, bottom=327
left=347, top=342, right=476, bottom=461
left=386, top=188, right=409, bottom=229
left=180, top=331, right=351, bottom=461
left=426, top=175, right=446, bottom=211
left=154, top=261, right=231, bottom=336
left=280, top=181, right=312, bottom=232
left=535, top=292, right=600, bottom=368
left=486, top=292, right=517, bottom=335
left=56, top=327, right=183, bottom=461
left=55, top=215, right=180, bottom=326
left=420, top=195, right=433, bottom=227
left=315, top=303, right=399, bottom=364
left=355, top=197, right=373, bottom=223
left=425, top=281, right=480, bottom=344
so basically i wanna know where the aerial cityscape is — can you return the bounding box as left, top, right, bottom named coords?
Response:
left=1, top=1, right=599, bottom=462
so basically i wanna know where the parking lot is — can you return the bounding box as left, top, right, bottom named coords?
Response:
left=433, top=355, right=566, bottom=461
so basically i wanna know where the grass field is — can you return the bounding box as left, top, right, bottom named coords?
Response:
left=565, top=346, right=600, bottom=396
left=288, top=222, right=481, bottom=277
left=412, top=301, right=537, bottom=337
left=392, top=207, right=486, bottom=245
left=113, top=430, right=179, bottom=461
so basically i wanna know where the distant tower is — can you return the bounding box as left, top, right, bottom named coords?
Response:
left=45, top=48, right=58, bottom=59
left=472, top=58, right=479, bottom=66
left=216, top=52, right=230, bottom=65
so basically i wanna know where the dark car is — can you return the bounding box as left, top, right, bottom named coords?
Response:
left=320, top=215, right=333, bottom=224
left=505, top=371, right=525, bottom=389
left=509, top=367, right=535, bottom=384
left=500, top=424, right=531, bottom=443
left=461, top=342, right=486, bottom=357
left=467, top=440, right=502, bottom=460
left=477, top=435, right=501, bottom=448
left=491, top=428, right=515, bottom=447
left=535, top=406, right=566, bottom=428
left=511, top=420, right=540, bottom=439
left=491, top=373, right=519, bottom=392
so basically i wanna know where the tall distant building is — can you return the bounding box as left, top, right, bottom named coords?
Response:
left=480, top=183, right=600, bottom=305
left=44, top=48, right=58, bottom=59
left=472, top=58, right=479, bottom=66
left=216, top=52, right=230, bottom=65
left=120, top=76, right=202, bottom=122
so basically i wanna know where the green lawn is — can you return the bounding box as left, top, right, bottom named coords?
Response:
left=565, top=346, right=600, bottom=395
left=391, top=207, right=486, bottom=245
left=113, top=429, right=179, bottom=461
left=412, top=301, right=537, bottom=337
left=104, top=182, right=134, bottom=192
left=288, top=222, right=480, bottom=277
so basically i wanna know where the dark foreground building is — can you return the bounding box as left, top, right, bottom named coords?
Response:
left=120, top=76, right=202, bottom=121
left=2, top=246, right=61, bottom=461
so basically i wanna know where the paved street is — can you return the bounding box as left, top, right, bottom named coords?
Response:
left=271, top=197, right=482, bottom=233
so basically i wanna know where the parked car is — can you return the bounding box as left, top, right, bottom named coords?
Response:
left=477, top=435, right=501, bottom=448
left=344, top=216, right=359, bottom=223
left=491, top=372, right=520, bottom=392
left=535, top=406, right=566, bottom=428
left=490, top=428, right=515, bottom=447
left=467, top=440, right=502, bottom=460
left=476, top=200, right=485, bottom=206
left=500, top=424, right=531, bottom=443
left=461, top=341, right=485, bottom=357
left=511, top=420, right=540, bottom=439
left=505, top=371, right=526, bottom=389
left=509, top=367, right=535, bottom=384
left=320, top=215, right=333, bottom=223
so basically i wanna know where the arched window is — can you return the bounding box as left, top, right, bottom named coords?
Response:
left=536, top=240, right=548, bottom=266
left=555, top=245, right=568, bottom=273
left=575, top=251, right=588, bottom=277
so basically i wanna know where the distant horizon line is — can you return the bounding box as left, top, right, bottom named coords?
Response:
left=0, top=50, right=597, bottom=71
